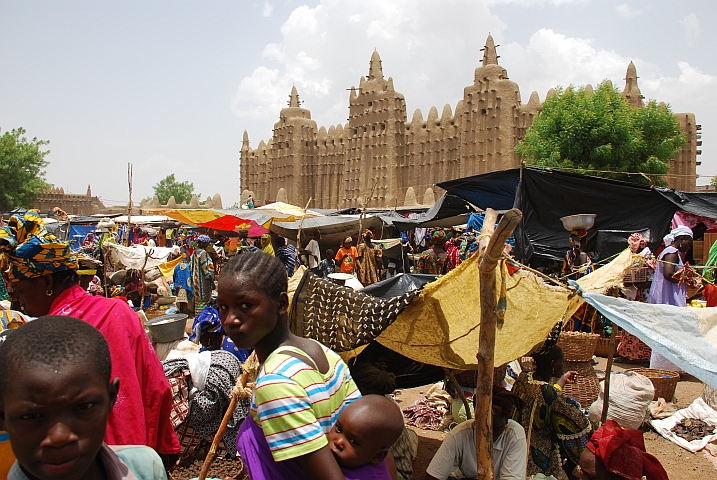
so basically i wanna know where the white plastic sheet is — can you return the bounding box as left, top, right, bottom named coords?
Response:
left=650, top=398, right=717, bottom=452
left=107, top=243, right=179, bottom=270
left=582, top=292, right=717, bottom=389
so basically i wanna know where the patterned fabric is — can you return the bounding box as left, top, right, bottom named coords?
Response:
left=290, top=272, right=416, bottom=353
left=276, top=244, right=298, bottom=277
left=189, top=306, right=222, bottom=342
left=562, top=248, right=593, bottom=281
left=318, top=258, right=335, bottom=279
left=190, top=248, right=213, bottom=303
left=617, top=331, right=652, bottom=362
left=357, top=242, right=382, bottom=286
left=249, top=343, right=360, bottom=461
left=513, top=371, right=592, bottom=477
left=0, top=212, right=79, bottom=282
left=163, top=351, right=249, bottom=460
left=173, top=263, right=193, bottom=300
left=444, top=238, right=462, bottom=273
left=415, top=250, right=447, bottom=275
left=0, top=276, right=8, bottom=301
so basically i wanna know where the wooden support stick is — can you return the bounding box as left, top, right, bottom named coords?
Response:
left=296, top=197, right=312, bottom=263
left=446, top=369, right=472, bottom=420
left=476, top=208, right=522, bottom=480
left=601, top=324, right=619, bottom=424
left=198, top=355, right=254, bottom=480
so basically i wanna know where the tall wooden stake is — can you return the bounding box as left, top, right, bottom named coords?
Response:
left=476, top=208, right=522, bottom=480
left=601, top=324, right=619, bottom=423
left=127, top=163, right=133, bottom=246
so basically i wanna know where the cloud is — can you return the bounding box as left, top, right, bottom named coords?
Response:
left=680, top=13, right=700, bottom=47
left=615, top=3, right=640, bottom=19
left=232, top=0, right=507, bottom=140
left=262, top=2, right=273, bottom=17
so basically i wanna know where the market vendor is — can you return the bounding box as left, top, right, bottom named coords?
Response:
left=336, top=236, right=360, bottom=274
left=563, top=229, right=593, bottom=280
left=191, top=234, right=215, bottom=316
left=0, top=212, right=180, bottom=465
left=649, top=226, right=692, bottom=371
left=415, top=229, right=448, bottom=275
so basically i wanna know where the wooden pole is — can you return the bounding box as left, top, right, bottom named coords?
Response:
left=601, top=324, right=619, bottom=423
left=126, top=163, right=133, bottom=246
left=475, top=208, right=522, bottom=480
left=296, top=197, right=312, bottom=264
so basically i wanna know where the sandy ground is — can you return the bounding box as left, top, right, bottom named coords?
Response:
left=172, top=357, right=716, bottom=480
left=398, top=357, right=715, bottom=480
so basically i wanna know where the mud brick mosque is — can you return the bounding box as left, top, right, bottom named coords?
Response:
left=239, top=35, right=701, bottom=209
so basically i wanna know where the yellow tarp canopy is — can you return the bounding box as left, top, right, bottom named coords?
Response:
left=164, top=209, right=225, bottom=226
left=376, top=249, right=633, bottom=370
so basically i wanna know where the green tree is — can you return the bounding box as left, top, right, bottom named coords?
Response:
left=515, top=81, right=685, bottom=185
left=0, top=128, right=51, bottom=211
left=152, top=174, right=199, bottom=205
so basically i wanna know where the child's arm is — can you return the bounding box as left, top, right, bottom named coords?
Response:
left=296, top=445, right=347, bottom=480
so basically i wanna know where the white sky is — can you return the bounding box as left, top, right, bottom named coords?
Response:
left=1, top=0, right=714, bottom=207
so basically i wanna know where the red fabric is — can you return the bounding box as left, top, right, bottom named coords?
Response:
left=49, top=285, right=180, bottom=454
left=705, top=283, right=717, bottom=308
left=587, top=420, right=668, bottom=480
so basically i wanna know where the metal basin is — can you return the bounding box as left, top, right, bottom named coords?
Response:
left=560, top=214, right=596, bottom=231
left=144, top=313, right=188, bottom=343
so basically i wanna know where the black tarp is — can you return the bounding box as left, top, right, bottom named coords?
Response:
left=359, top=273, right=438, bottom=298
left=656, top=189, right=717, bottom=220
left=388, top=193, right=477, bottom=231
left=514, top=169, right=678, bottom=261
left=439, top=168, right=678, bottom=263
left=437, top=169, right=520, bottom=211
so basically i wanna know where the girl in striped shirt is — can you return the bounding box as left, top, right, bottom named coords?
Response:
left=217, top=251, right=394, bottom=479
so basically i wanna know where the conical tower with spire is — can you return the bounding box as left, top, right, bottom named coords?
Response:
left=622, top=61, right=644, bottom=108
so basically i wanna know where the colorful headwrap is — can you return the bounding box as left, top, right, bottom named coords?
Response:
left=569, top=229, right=588, bottom=246
left=430, top=229, right=446, bottom=245
left=362, top=229, right=374, bottom=239
left=0, top=212, right=78, bottom=282
left=196, top=234, right=212, bottom=243
left=344, top=236, right=353, bottom=244
left=189, top=306, right=222, bottom=343
left=586, top=420, right=668, bottom=480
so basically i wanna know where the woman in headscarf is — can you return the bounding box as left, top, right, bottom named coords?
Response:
left=563, top=229, right=593, bottom=280
left=190, top=233, right=215, bottom=316
left=0, top=212, right=179, bottom=465
left=579, top=420, right=668, bottom=480
left=357, top=229, right=382, bottom=286
left=260, top=233, right=275, bottom=256
left=648, top=226, right=693, bottom=371
left=415, top=229, right=448, bottom=275
left=513, top=343, right=591, bottom=479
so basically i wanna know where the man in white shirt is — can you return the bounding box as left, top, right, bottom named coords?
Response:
left=425, top=387, right=527, bottom=480
left=304, top=231, right=322, bottom=269
left=383, top=262, right=398, bottom=280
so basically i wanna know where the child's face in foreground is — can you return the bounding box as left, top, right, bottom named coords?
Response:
left=327, top=409, right=384, bottom=469
left=216, top=275, right=287, bottom=350
left=0, top=361, right=117, bottom=480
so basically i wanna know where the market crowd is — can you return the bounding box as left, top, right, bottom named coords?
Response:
left=0, top=211, right=674, bottom=480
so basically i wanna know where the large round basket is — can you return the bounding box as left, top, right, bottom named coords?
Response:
left=454, top=364, right=508, bottom=388
left=558, top=332, right=599, bottom=362
left=626, top=368, right=680, bottom=401
left=594, top=336, right=619, bottom=358
left=562, top=360, right=600, bottom=407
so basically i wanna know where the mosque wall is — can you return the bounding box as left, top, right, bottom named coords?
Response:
left=240, top=35, right=699, bottom=210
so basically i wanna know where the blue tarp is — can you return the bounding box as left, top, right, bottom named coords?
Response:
left=68, top=225, right=95, bottom=252
left=581, top=292, right=717, bottom=389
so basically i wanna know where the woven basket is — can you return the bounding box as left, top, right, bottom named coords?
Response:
left=558, top=332, right=599, bottom=362
left=454, top=365, right=508, bottom=388
left=623, top=266, right=650, bottom=284
left=627, top=368, right=680, bottom=401
left=562, top=360, right=600, bottom=407
left=594, top=336, right=620, bottom=358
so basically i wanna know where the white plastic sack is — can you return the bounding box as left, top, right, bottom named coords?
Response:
left=589, top=371, right=654, bottom=430
left=650, top=397, right=717, bottom=452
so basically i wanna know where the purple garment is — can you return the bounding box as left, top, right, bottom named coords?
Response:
left=237, top=416, right=391, bottom=480
left=649, top=246, right=686, bottom=307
